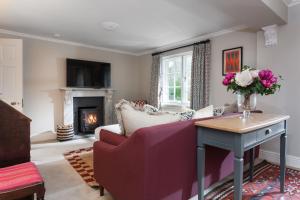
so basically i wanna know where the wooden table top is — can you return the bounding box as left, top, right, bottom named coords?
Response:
left=195, top=113, right=290, bottom=134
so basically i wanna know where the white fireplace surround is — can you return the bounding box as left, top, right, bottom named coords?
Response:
left=60, top=87, right=115, bottom=127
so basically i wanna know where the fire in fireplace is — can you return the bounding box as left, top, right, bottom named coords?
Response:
left=73, top=97, right=104, bottom=135
left=79, top=107, right=100, bottom=134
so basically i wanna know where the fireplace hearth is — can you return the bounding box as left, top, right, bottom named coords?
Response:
left=73, top=97, right=104, bottom=135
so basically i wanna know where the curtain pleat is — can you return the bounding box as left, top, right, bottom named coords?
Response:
left=149, top=55, right=161, bottom=108
left=190, top=42, right=211, bottom=110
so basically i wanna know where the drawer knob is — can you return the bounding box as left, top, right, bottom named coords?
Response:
left=265, top=129, right=272, bottom=135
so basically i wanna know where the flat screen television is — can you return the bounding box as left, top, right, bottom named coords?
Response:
left=66, top=58, right=111, bottom=88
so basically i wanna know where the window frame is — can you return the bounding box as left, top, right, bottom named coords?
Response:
left=160, top=51, right=193, bottom=107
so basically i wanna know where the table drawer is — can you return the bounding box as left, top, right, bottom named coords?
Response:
left=256, top=121, right=285, bottom=141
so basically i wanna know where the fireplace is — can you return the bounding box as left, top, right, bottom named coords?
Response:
left=73, top=97, right=104, bottom=135
left=79, top=107, right=99, bottom=133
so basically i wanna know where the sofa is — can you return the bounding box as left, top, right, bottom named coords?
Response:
left=93, top=116, right=258, bottom=200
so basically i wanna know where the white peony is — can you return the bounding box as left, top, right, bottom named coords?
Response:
left=250, top=70, right=259, bottom=78
left=235, top=70, right=254, bottom=87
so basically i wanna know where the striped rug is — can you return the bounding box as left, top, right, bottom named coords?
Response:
left=206, top=160, right=300, bottom=199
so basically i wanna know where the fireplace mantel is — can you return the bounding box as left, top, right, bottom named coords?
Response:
left=60, top=87, right=115, bottom=127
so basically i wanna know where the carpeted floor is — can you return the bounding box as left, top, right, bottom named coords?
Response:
left=64, top=147, right=300, bottom=200
left=32, top=133, right=300, bottom=200
left=31, top=134, right=113, bottom=200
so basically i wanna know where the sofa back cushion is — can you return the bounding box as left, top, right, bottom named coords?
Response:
left=192, top=105, right=214, bottom=119
left=115, top=100, right=181, bottom=136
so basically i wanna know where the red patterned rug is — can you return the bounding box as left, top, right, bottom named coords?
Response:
left=64, top=148, right=300, bottom=199
left=63, top=147, right=98, bottom=188
left=206, top=160, right=300, bottom=199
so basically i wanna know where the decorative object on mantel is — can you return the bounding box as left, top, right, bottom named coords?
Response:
left=222, top=47, right=243, bottom=75
left=57, top=124, right=74, bottom=141
left=222, top=66, right=282, bottom=118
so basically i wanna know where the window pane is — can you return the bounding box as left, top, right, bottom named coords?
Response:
left=175, top=73, right=181, bottom=87
left=168, top=76, right=174, bottom=87
left=167, top=61, right=175, bottom=74
left=175, top=57, right=182, bottom=73
left=169, top=87, right=174, bottom=100
left=175, top=87, right=181, bottom=101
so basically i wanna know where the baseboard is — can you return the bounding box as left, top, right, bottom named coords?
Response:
left=259, top=149, right=300, bottom=169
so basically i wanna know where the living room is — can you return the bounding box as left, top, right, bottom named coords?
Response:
left=0, top=0, right=300, bottom=199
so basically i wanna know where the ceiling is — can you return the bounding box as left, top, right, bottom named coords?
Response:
left=283, top=0, right=300, bottom=7
left=0, top=0, right=288, bottom=55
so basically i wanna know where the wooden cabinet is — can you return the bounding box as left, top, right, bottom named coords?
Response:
left=0, top=100, right=31, bottom=167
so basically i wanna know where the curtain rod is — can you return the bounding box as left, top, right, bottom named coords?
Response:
left=152, top=39, right=210, bottom=56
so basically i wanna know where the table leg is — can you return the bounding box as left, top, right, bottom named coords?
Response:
left=197, top=145, right=205, bottom=200
left=234, top=154, right=244, bottom=200
left=280, top=132, right=287, bottom=193
left=249, top=148, right=254, bottom=181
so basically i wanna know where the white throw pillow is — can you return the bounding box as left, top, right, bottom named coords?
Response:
left=115, top=100, right=181, bottom=136
left=94, top=124, right=121, bottom=140
left=192, top=105, right=214, bottom=119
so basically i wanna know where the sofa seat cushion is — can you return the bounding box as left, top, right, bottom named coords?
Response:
left=95, top=124, right=122, bottom=140
left=0, top=162, right=43, bottom=192
left=100, top=129, right=128, bottom=146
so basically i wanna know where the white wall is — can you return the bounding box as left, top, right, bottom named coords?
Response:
left=210, top=31, right=257, bottom=107
left=0, top=34, right=142, bottom=136
left=257, top=5, right=300, bottom=157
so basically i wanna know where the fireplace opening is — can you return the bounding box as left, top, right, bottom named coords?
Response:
left=73, top=97, right=104, bottom=135
left=79, top=107, right=99, bottom=133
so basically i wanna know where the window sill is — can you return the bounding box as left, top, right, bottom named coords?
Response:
left=161, top=104, right=191, bottom=112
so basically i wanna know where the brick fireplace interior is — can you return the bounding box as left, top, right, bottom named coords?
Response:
left=73, top=97, right=104, bottom=135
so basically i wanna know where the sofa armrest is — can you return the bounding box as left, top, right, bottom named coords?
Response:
left=93, top=135, right=146, bottom=200
left=100, top=129, right=128, bottom=146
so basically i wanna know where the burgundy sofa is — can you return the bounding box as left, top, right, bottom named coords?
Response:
left=93, top=117, right=258, bottom=200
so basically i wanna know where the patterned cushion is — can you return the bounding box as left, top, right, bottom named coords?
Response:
left=177, top=110, right=195, bottom=121
left=213, top=106, right=225, bottom=116
left=143, top=104, right=159, bottom=113
left=0, top=162, right=43, bottom=192
left=131, top=100, right=148, bottom=109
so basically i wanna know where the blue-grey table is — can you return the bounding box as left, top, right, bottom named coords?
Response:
left=195, top=113, right=289, bottom=200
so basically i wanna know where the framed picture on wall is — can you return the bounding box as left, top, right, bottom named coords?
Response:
left=222, top=47, right=243, bottom=75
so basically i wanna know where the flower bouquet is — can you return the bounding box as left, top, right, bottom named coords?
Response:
left=222, top=66, right=281, bottom=118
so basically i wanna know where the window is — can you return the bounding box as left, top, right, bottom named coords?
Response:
left=161, top=51, right=192, bottom=107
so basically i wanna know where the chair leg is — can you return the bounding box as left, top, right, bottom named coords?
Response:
left=100, top=185, right=104, bottom=196
left=36, top=183, right=46, bottom=200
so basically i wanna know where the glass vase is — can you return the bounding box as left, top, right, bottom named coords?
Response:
left=237, top=93, right=257, bottom=119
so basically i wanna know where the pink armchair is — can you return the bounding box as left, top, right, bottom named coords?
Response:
left=93, top=118, right=258, bottom=200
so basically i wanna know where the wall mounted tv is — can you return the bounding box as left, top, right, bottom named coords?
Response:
left=66, top=58, right=111, bottom=88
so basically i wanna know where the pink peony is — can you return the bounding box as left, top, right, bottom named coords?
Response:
left=225, top=73, right=235, bottom=80
left=259, top=69, right=277, bottom=88
left=261, top=80, right=272, bottom=88
left=222, top=73, right=235, bottom=86
left=222, top=78, right=230, bottom=85
left=259, top=69, right=274, bottom=80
